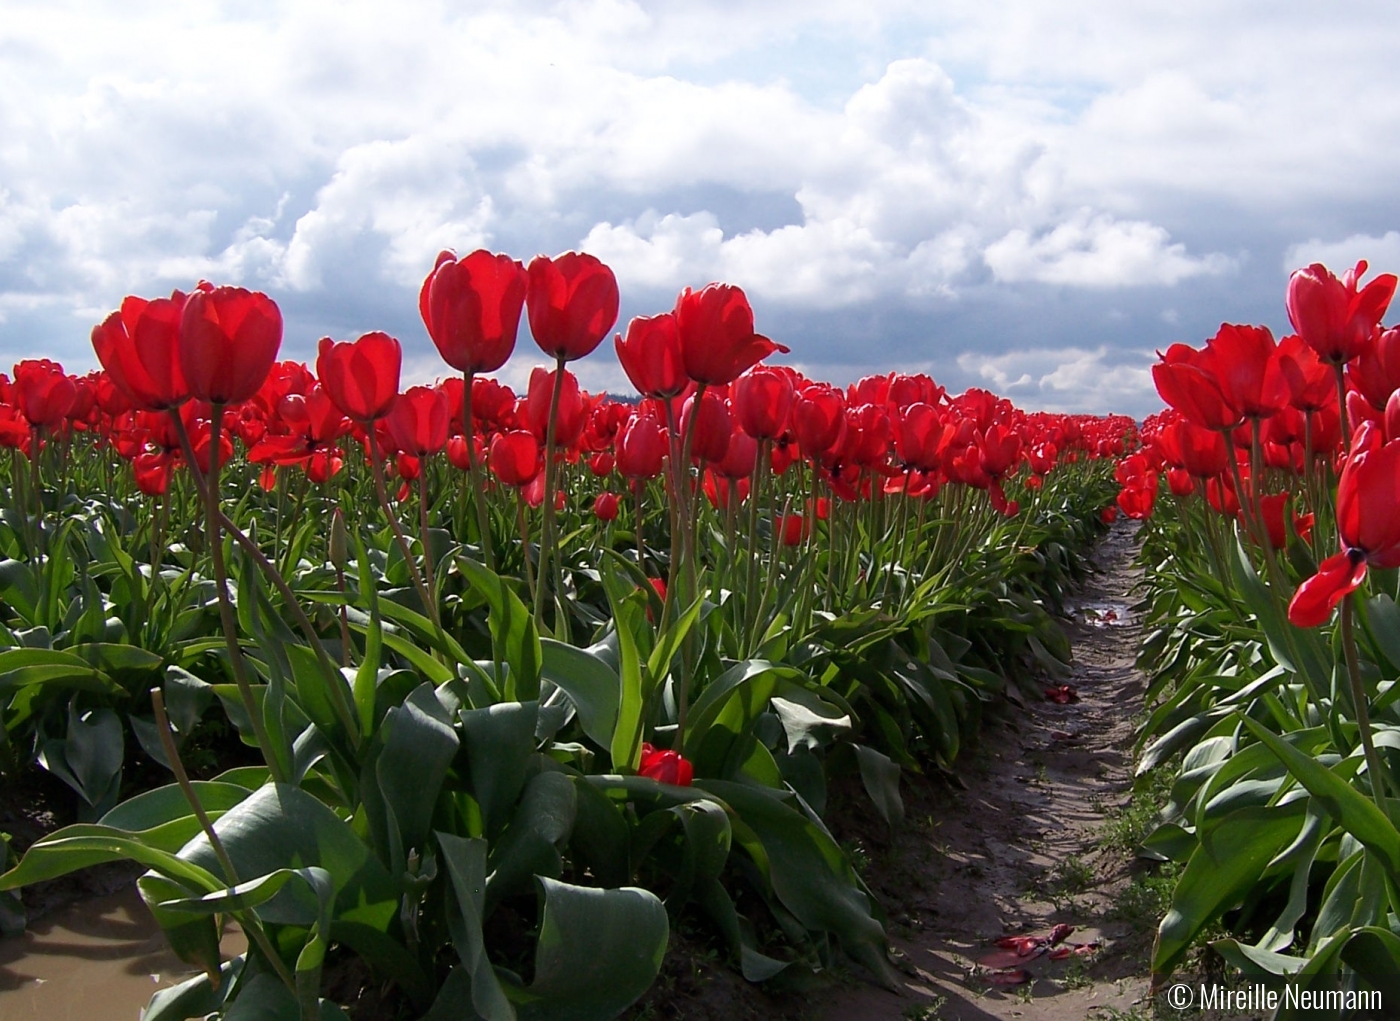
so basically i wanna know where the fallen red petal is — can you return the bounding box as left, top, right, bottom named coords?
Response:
left=985, top=967, right=1032, bottom=986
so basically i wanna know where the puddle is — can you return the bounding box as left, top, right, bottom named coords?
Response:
left=1069, top=600, right=1132, bottom=627
left=0, top=885, right=245, bottom=1021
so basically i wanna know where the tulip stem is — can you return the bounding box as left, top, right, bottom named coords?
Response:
left=534, top=359, right=568, bottom=636
left=205, top=405, right=287, bottom=784
left=169, top=411, right=360, bottom=753
left=1341, top=596, right=1392, bottom=812
left=417, top=469, right=438, bottom=615
left=517, top=498, right=536, bottom=609
left=461, top=372, right=496, bottom=573
left=366, top=429, right=439, bottom=629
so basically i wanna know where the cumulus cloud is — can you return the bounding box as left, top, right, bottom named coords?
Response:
left=983, top=211, right=1234, bottom=287
left=957, top=346, right=1157, bottom=415
left=2, top=0, right=1398, bottom=406
left=1284, top=232, right=1400, bottom=280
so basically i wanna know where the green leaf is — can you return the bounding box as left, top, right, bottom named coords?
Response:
left=361, top=682, right=458, bottom=876
left=517, top=878, right=668, bottom=1021
left=222, top=972, right=349, bottom=1021
left=486, top=771, right=577, bottom=914
left=0, top=823, right=223, bottom=892
left=460, top=700, right=539, bottom=840
left=141, top=957, right=242, bottom=1021
left=697, top=780, right=894, bottom=987
left=99, top=781, right=253, bottom=852
left=179, top=784, right=397, bottom=931
left=436, top=831, right=515, bottom=1021
left=540, top=639, right=618, bottom=749
left=1238, top=715, right=1400, bottom=880
left=853, top=744, right=904, bottom=830
left=604, top=575, right=650, bottom=772
left=1152, top=802, right=1307, bottom=981
left=458, top=557, right=542, bottom=700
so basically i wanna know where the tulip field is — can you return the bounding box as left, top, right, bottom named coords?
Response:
left=0, top=249, right=1394, bottom=1019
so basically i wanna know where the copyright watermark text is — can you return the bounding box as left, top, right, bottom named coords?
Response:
left=1163, top=980, right=1382, bottom=1014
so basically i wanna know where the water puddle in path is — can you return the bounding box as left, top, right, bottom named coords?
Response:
left=0, top=885, right=245, bottom=1021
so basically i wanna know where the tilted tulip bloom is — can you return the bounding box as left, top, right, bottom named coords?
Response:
left=1152, top=343, right=1242, bottom=432
left=1289, top=421, right=1400, bottom=627
left=1286, top=260, right=1396, bottom=366
left=616, top=313, right=690, bottom=399
left=317, top=332, right=402, bottom=423
left=1205, top=323, right=1289, bottom=421
left=420, top=249, right=528, bottom=374
left=179, top=285, right=282, bottom=406
left=638, top=742, right=693, bottom=785
left=674, top=283, right=787, bottom=386
left=1277, top=333, right=1336, bottom=413
left=489, top=430, right=541, bottom=488
left=526, top=252, right=619, bottom=362
left=385, top=385, right=450, bottom=457
left=13, top=360, right=77, bottom=429
left=91, top=292, right=190, bottom=411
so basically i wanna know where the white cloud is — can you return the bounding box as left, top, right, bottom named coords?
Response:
left=957, top=346, right=1156, bottom=415
left=1284, top=232, right=1400, bottom=281
left=983, top=210, right=1234, bottom=287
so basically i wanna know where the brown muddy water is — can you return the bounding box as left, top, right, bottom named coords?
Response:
left=0, top=884, right=245, bottom=1021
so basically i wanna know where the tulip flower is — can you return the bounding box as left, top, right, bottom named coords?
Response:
left=638, top=742, right=693, bottom=785
left=521, top=367, right=586, bottom=448
left=674, top=283, right=787, bottom=386
left=179, top=285, right=283, bottom=406
left=1349, top=326, right=1400, bottom=413
left=489, top=430, right=541, bottom=488
left=91, top=292, right=190, bottom=411
left=1289, top=421, right=1400, bottom=627
left=1286, top=260, right=1396, bottom=366
left=13, top=360, right=76, bottom=429
left=616, top=409, right=668, bottom=480
left=317, top=332, right=402, bottom=423
left=793, top=384, right=846, bottom=461
left=616, top=312, right=690, bottom=399
left=420, top=250, right=528, bottom=374
left=734, top=366, right=796, bottom=441
left=526, top=252, right=619, bottom=362
left=681, top=390, right=732, bottom=465
left=1204, top=323, right=1289, bottom=421
left=594, top=491, right=620, bottom=522
left=385, top=385, right=450, bottom=457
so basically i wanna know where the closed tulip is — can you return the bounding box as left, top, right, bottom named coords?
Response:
left=13, top=360, right=76, bottom=428
left=91, top=292, right=190, bottom=411
left=674, top=283, right=787, bottom=386
left=526, top=252, right=619, bottom=362
left=616, top=312, right=689, bottom=399
left=420, top=250, right=528, bottom=374
left=385, top=386, right=450, bottom=457
left=180, top=285, right=282, bottom=405
left=317, top=332, right=402, bottom=422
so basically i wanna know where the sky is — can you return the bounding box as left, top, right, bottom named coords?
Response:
left=3, top=1, right=1400, bottom=417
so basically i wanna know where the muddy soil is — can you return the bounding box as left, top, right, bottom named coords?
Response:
left=814, top=519, right=1163, bottom=1021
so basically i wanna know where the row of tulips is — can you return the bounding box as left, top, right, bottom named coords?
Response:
left=1112, top=260, right=1400, bottom=1005
left=0, top=249, right=1129, bottom=1021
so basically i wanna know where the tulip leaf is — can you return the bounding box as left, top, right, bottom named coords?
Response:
left=458, top=557, right=541, bottom=701
left=540, top=639, right=618, bottom=748
left=1238, top=715, right=1400, bottom=879
left=485, top=771, right=577, bottom=914
left=460, top=700, right=539, bottom=840
left=853, top=744, right=904, bottom=830
left=0, top=823, right=223, bottom=892
left=436, top=831, right=515, bottom=1021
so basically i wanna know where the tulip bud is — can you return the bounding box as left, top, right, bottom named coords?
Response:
left=329, top=507, right=348, bottom=573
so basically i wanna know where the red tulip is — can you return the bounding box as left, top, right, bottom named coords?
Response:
left=420, top=249, right=528, bottom=374
left=681, top=390, right=732, bottom=464
left=489, top=429, right=541, bottom=487
left=91, top=292, right=190, bottom=411
left=1289, top=421, right=1400, bottom=625
left=317, top=332, right=401, bottom=422
left=674, top=283, right=787, bottom=386
left=715, top=429, right=758, bottom=479
left=1277, top=333, right=1336, bottom=413
left=526, top=252, right=619, bottom=362
left=638, top=742, right=693, bottom=785
left=1349, top=326, right=1400, bottom=413
left=793, top=384, right=846, bottom=461
left=616, top=313, right=689, bottom=399
left=616, top=409, right=668, bottom=480
left=521, top=367, right=586, bottom=447
left=733, top=366, right=795, bottom=441
left=13, top=360, right=76, bottom=428
left=594, top=491, right=620, bottom=522
left=385, top=385, right=450, bottom=456
left=1152, top=343, right=1241, bottom=432
left=1286, top=260, right=1396, bottom=365
left=179, top=285, right=282, bottom=405
left=895, top=403, right=948, bottom=472
left=1206, top=323, right=1289, bottom=420
left=776, top=512, right=808, bottom=546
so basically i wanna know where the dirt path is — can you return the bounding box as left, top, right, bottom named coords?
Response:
left=820, top=520, right=1161, bottom=1021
